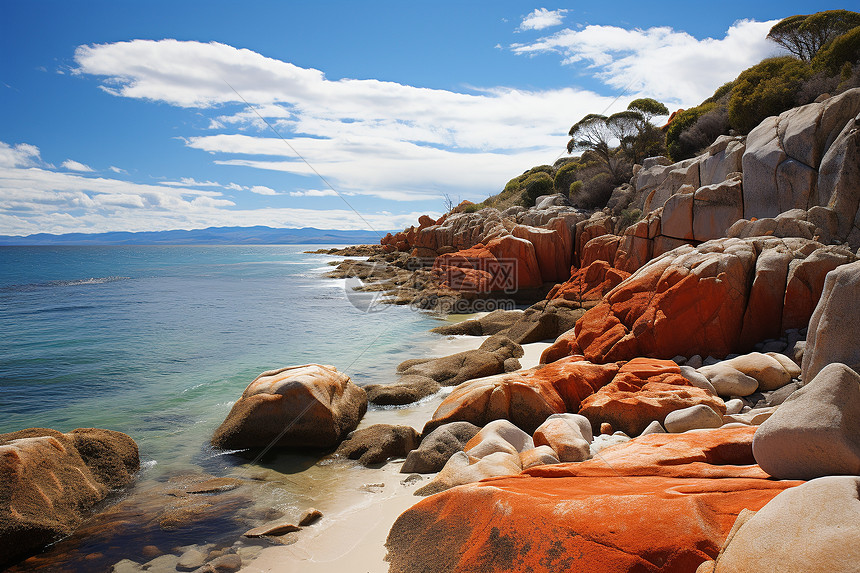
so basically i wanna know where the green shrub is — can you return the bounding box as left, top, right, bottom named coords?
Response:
left=617, top=208, right=643, bottom=231
left=813, top=25, right=860, bottom=74
left=728, top=56, right=813, bottom=134
left=554, top=162, right=579, bottom=196
left=571, top=172, right=614, bottom=209
left=665, top=103, right=716, bottom=161
left=702, top=81, right=735, bottom=105
left=520, top=172, right=554, bottom=207
left=460, top=202, right=482, bottom=213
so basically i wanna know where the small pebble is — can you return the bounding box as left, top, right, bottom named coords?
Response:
left=298, top=508, right=323, bottom=526
left=600, top=422, right=613, bottom=435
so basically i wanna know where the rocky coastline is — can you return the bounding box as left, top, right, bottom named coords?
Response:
left=3, top=89, right=860, bottom=572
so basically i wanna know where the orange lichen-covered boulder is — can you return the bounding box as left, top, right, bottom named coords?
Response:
left=422, top=357, right=619, bottom=435
left=386, top=428, right=800, bottom=573
left=546, top=260, right=630, bottom=304
left=421, top=371, right=566, bottom=436
left=211, top=364, right=367, bottom=450
left=512, top=223, right=571, bottom=283
left=578, top=358, right=725, bottom=436
left=544, top=238, right=856, bottom=364
left=433, top=235, right=543, bottom=293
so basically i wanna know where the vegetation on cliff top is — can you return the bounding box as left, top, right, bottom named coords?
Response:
left=457, top=9, right=860, bottom=216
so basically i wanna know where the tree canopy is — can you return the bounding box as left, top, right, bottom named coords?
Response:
left=767, top=10, right=860, bottom=60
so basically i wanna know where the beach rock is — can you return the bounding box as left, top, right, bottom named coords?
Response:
left=589, top=432, right=631, bottom=455
left=413, top=451, right=521, bottom=496
left=334, top=424, right=420, bottom=466
left=422, top=371, right=565, bottom=436
left=401, top=422, right=480, bottom=474
left=396, top=336, right=522, bottom=386
left=387, top=428, right=798, bottom=573
left=519, top=445, right=560, bottom=469
left=579, top=358, right=726, bottom=436
left=422, top=357, right=619, bottom=435
left=298, top=508, right=322, bottom=526
left=464, top=419, right=534, bottom=459
left=207, top=554, right=242, bottom=572
left=0, top=428, right=139, bottom=569
left=546, top=260, right=631, bottom=304
left=679, top=365, right=718, bottom=395
left=724, top=399, right=745, bottom=415
left=433, top=235, right=543, bottom=293
left=802, top=259, right=860, bottom=382
left=697, top=363, right=759, bottom=396
left=364, top=375, right=440, bottom=406
left=243, top=521, right=301, bottom=538
left=177, top=548, right=209, bottom=571
left=639, top=420, right=666, bottom=436
left=712, top=476, right=860, bottom=573
left=753, top=362, right=860, bottom=480
left=429, top=309, right=524, bottom=336
left=210, top=364, right=367, bottom=450
left=719, top=352, right=791, bottom=391
left=532, top=413, right=593, bottom=462
left=664, top=405, right=724, bottom=433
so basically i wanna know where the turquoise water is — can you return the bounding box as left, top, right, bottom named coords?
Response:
left=0, top=245, right=440, bottom=473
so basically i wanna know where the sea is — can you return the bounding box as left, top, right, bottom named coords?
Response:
left=0, top=245, right=442, bottom=475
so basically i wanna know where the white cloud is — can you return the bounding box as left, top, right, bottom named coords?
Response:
left=519, top=8, right=568, bottom=31
left=71, top=39, right=619, bottom=201
left=0, top=139, right=431, bottom=236
left=511, top=19, right=782, bottom=107
left=289, top=189, right=341, bottom=197
left=162, top=177, right=221, bottom=187
left=0, top=142, right=42, bottom=168
left=108, top=165, right=126, bottom=174
left=249, top=185, right=279, bottom=195
left=61, top=159, right=94, bottom=172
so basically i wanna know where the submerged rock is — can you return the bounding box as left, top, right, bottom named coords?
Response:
left=364, top=375, right=440, bottom=406
left=0, top=428, right=139, bottom=568
left=210, top=364, right=367, bottom=451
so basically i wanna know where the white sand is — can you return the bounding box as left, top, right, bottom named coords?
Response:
left=239, top=335, right=550, bottom=573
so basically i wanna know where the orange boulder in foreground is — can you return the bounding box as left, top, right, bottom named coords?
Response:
left=386, top=428, right=801, bottom=573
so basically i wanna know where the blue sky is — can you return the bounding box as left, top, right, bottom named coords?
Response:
left=0, top=0, right=816, bottom=235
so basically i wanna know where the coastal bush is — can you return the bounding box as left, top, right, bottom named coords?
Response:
left=665, top=103, right=717, bottom=161
left=571, top=172, right=614, bottom=209
left=617, top=208, right=643, bottom=231
left=728, top=56, right=813, bottom=134
left=554, top=162, right=579, bottom=196
left=520, top=172, right=554, bottom=207
left=768, top=10, right=860, bottom=61
left=701, top=81, right=735, bottom=105
left=813, top=26, right=860, bottom=74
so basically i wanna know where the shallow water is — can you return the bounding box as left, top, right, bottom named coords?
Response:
left=0, top=245, right=444, bottom=474
left=0, top=245, right=454, bottom=570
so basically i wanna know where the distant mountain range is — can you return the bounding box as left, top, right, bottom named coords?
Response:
left=0, top=226, right=390, bottom=246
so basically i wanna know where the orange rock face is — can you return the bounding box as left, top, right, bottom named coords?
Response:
left=543, top=238, right=856, bottom=364
left=433, top=235, right=543, bottom=293
left=386, top=428, right=801, bottom=573
left=578, top=358, right=725, bottom=436
left=546, top=260, right=630, bottom=304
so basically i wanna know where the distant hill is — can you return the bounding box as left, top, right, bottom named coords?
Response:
left=0, top=226, right=390, bottom=246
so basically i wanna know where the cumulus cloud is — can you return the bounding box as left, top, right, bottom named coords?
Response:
left=511, top=19, right=781, bottom=107
left=289, top=189, right=340, bottom=197
left=519, top=8, right=568, bottom=31
left=162, top=177, right=221, bottom=187
left=249, top=185, right=279, bottom=195
left=61, top=159, right=94, bottom=172
left=70, top=39, right=618, bottom=201
left=0, top=139, right=429, bottom=236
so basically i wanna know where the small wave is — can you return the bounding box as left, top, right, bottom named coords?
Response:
left=2, top=276, right=131, bottom=292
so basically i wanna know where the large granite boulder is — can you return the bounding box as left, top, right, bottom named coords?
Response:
left=210, top=364, right=367, bottom=450
left=532, top=413, right=593, bottom=462
left=387, top=428, right=798, bottom=573
left=542, top=237, right=854, bottom=364
left=802, top=259, right=860, bottom=382
left=710, top=476, right=860, bottom=573
left=0, top=428, right=139, bottom=568
left=752, top=362, right=860, bottom=480
left=742, top=88, right=860, bottom=246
